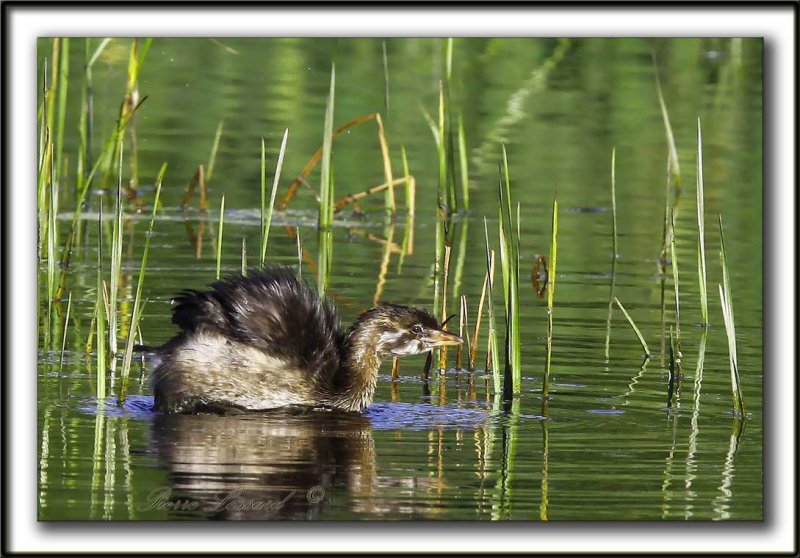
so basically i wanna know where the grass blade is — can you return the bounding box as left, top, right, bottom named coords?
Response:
left=718, top=215, right=745, bottom=417
left=543, top=191, right=558, bottom=401
left=497, top=145, right=521, bottom=399
left=484, top=219, right=500, bottom=394
left=458, top=112, right=469, bottom=211
left=241, top=236, right=247, bottom=275
left=261, top=128, right=289, bottom=265
left=95, top=199, right=106, bottom=401
left=206, top=119, right=224, bottom=182
left=614, top=297, right=651, bottom=358
left=58, top=292, right=73, bottom=375
left=318, top=64, right=336, bottom=296
left=696, top=118, right=709, bottom=325
left=216, top=195, right=225, bottom=279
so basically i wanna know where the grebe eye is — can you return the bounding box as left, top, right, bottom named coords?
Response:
left=412, top=324, right=424, bottom=335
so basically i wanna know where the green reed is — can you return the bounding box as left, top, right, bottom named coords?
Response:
left=57, top=85, right=147, bottom=302
left=604, top=149, right=618, bottom=360
left=456, top=295, right=469, bottom=369
left=241, top=237, right=247, bottom=275
left=437, top=242, right=452, bottom=370
left=458, top=112, right=469, bottom=212
left=614, top=297, right=651, bottom=358
left=118, top=165, right=166, bottom=402
left=260, top=129, right=289, bottom=265
left=216, top=195, right=225, bottom=279
left=382, top=41, right=390, bottom=117
left=610, top=148, right=618, bottom=260
left=108, top=145, right=124, bottom=356
left=718, top=215, right=746, bottom=417
left=54, top=38, right=69, bottom=186
left=696, top=119, right=709, bottom=326
left=669, top=211, right=682, bottom=369
left=95, top=200, right=107, bottom=401
left=296, top=227, right=303, bottom=278
left=484, top=219, right=500, bottom=393
left=206, top=119, right=224, bottom=183
left=59, top=292, right=73, bottom=375
left=451, top=218, right=469, bottom=314
left=37, top=80, right=50, bottom=263
left=76, top=39, right=111, bottom=207
left=101, top=38, right=151, bottom=194
left=401, top=145, right=415, bottom=218
left=543, top=190, right=558, bottom=401
left=654, top=61, right=684, bottom=364
left=397, top=145, right=414, bottom=273
left=666, top=325, right=677, bottom=408
left=498, top=146, right=521, bottom=399
left=318, top=64, right=336, bottom=296
left=260, top=137, right=267, bottom=260
left=654, top=60, right=682, bottom=201
left=431, top=81, right=458, bottom=213
left=443, top=39, right=458, bottom=213
left=469, top=260, right=489, bottom=371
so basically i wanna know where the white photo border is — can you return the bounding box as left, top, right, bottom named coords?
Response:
left=4, top=3, right=795, bottom=555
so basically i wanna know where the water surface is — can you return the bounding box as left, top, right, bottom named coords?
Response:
left=38, top=37, right=762, bottom=520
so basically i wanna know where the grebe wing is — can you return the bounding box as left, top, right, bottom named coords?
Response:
left=170, top=267, right=343, bottom=377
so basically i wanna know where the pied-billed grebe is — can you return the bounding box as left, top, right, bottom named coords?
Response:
left=151, top=267, right=462, bottom=413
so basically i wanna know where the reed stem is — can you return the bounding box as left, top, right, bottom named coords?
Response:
left=613, top=297, right=651, bottom=358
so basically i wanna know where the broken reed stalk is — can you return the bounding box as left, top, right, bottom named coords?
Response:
left=718, top=215, right=746, bottom=417
left=614, top=297, right=651, bottom=358
left=118, top=164, right=166, bottom=403
left=696, top=118, right=709, bottom=326
left=260, top=129, right=289, bottom=265
left=334, top=177, right=408, bottom=211
left=278, top=112, right=394, bottom=211
left=543, top=191, right=558, bottom=401
left=181, top=165, right=208, bottom=211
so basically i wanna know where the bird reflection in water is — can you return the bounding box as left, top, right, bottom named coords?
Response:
left=150, top=407, right=460, bottom=520
left=150, top=408, right=378, bottom=520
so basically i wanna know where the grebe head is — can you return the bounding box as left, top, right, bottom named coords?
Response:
left=350, top=303, right=463, bottom=358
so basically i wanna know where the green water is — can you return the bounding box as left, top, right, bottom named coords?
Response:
left=38, top=37, right=762, bottom=520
